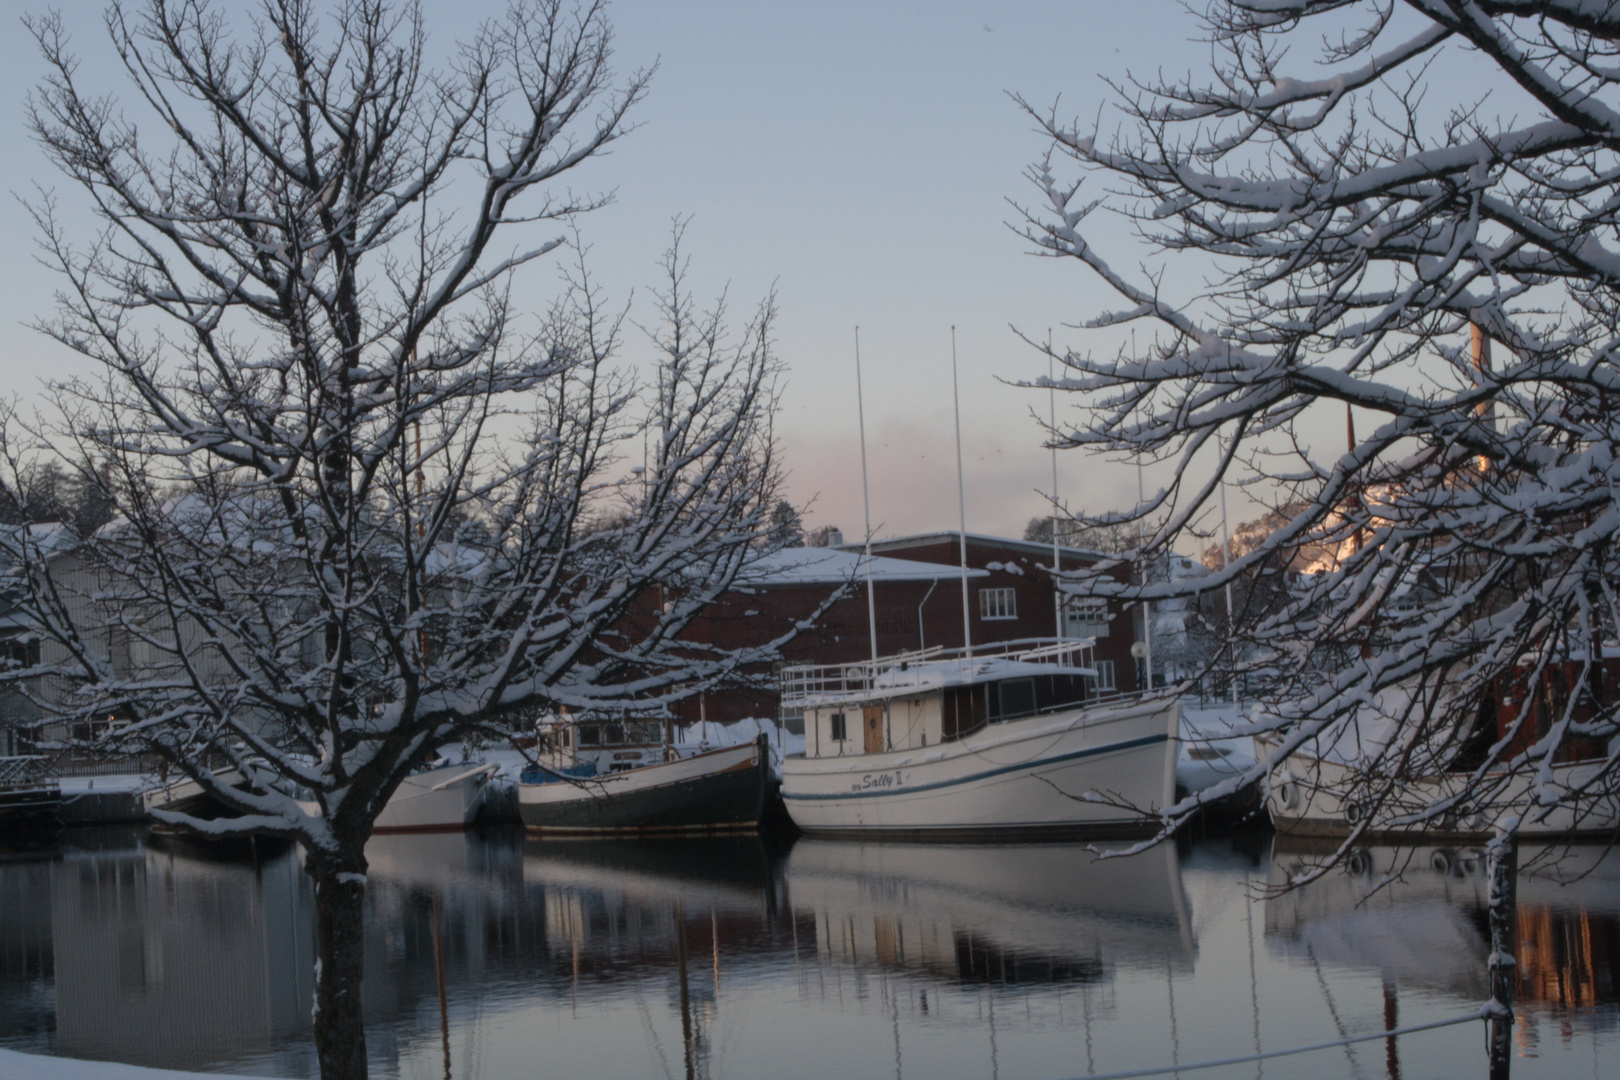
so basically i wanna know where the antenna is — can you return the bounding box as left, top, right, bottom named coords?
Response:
left=855, top=327, right=879, bottom=675
left=952, top=326, right=973, bottom=661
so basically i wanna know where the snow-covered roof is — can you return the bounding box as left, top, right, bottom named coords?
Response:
left=846, top=531, right=1115, bottom=564
left=739, top=546, right=989, bottom=586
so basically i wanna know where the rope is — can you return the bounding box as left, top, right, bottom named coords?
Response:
left=1056, top=1006, right=1489, bottom=1080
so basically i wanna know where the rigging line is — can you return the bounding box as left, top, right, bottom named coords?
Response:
left=855, top=327, right=880, bottom=676
left=1055, top=1008, right=1486, bottom=1080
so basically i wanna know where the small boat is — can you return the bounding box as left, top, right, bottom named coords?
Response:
left=147, top=759, right=496, bottom=833
left=777, top=638, right=1179, bottom=838
left=517, top=716, right=771, bottom=834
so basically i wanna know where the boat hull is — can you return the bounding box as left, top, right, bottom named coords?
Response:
left=518, top=738, right=770, bottom=834
left=373, top=763, right=494, bottom=833
left=1266, top=749, right=1620, bottom=839
left=780, top=698, right=1178, bottom=838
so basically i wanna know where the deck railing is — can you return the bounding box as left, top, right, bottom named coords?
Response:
left=0, top=755, right=57, bottom=792
left=779, top=636, right=1097, bottom=707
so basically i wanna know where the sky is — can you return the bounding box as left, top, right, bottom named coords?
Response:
left=0, top=1, right=1220, bottom=542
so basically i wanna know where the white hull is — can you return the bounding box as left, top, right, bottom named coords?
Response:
left=781, top=697, right=1178, bottom=836
left=1266, top=748, right=1620, bottom=839
left=373, top=763, right=496, bottom=833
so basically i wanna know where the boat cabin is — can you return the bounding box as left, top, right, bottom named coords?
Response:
left=532, top=716, right=672, bottom=777
left=781, top=639, right=1102, bottom=759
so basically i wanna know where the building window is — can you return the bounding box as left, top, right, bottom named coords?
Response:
left=1063, top=599, right=1108, bottom=637
left=1092, top=660, right=1116, bottom=691
left=829, top=712, right=847, bottom=742
left=979, top=588, right=1017, bottom=620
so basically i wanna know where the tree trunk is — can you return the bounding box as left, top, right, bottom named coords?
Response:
left=311, top=859, right=370, bottom=1080
left=1487, top=831, right=1518, bottom=1080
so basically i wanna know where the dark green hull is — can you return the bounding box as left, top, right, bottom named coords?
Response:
left=518, top=740, right=771, bottom=834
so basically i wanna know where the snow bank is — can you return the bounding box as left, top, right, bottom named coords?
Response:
left=0, top=1049, right=287, bottom=1080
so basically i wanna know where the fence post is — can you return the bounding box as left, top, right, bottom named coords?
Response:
left=1487, top=828, right=1518, bottom=1080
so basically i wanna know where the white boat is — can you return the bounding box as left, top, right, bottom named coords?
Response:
left=778, top=638, right=1179, bottom=837
left=1263, top=741, right=1620, bottom=839
left=147, top=760, right=496, bottom=833
left=373, top=761, right=498, bottom=833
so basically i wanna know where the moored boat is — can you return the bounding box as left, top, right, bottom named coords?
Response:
left=778, top=638, right=1179, bottom=838
left=1262, top=741, right=1620, bottom=839
left=373, top=761, right=498, bottom=833
left=517, top=716, right=771, bottom=834
left=147, top=758, right=496, bottom=833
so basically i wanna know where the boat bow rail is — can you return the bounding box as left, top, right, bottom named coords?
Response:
left=779, top=637, right=1099, bottom=708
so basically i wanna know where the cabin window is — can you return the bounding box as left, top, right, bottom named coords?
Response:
left=942, top=686, right=987, bottom=741
left=979, top=588, right=1017, bottom=620
left=829, top=712, right=847, bottom=742
left=577, top=724, right=602, bottom=747
left=997, top=679, right=1037, bottom=721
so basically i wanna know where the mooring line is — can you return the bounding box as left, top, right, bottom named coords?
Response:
left=1056, top=1006, right=1488, bottom=1080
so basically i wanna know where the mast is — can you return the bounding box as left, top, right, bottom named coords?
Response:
left=952, top=326, right=973, bottom=661
left=856, top=327, right=880, bottom=676
left=1219, top=436, right=1236, bottom=707
left=1050, top=330, right=1063, bottom=641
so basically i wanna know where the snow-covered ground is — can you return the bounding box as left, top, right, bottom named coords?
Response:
left=58, top=774, right=149, bottom=794
left=0, top=1049, right=284, bottom=1080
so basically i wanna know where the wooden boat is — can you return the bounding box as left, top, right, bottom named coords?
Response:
left=777, top=639, right=1179, bottom=838
left=517, top=717, right=771, bottom=834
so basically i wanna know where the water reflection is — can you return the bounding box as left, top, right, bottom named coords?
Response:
left=1267, top=840, right=1620, bottom=1010
left=0, top=827, right=1615, bottom=1079
left=785, top=840, right=1192, bottom=989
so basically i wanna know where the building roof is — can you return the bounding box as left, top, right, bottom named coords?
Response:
left=842, top=531, right=1116, bottom=564
left=739, top=546, right=989, bottom=586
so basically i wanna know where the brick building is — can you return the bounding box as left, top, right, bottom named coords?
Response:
left=679, top=532, right=1138, bottom=726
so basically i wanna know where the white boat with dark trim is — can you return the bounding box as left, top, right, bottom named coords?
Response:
left=517, top=716, right=771, bottom=834
left=778, top=638, right=1179, bottom=838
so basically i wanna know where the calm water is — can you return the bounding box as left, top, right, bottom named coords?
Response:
left=1, top=826, right=1616, bottom=1080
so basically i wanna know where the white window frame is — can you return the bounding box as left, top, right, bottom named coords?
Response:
left=1064, top=598, right=1109, bottom=637
left=978, top=587, right=1017, bottom=620
left=1092, top=660, right=1117, bottom=691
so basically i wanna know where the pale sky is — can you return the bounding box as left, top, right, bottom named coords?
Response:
left=0, top=1, right=1215, bottom=541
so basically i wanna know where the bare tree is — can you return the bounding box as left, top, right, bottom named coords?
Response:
left=1018, top=2, right=1620, bottom=859
left=4, top=3, right=787, bottom=1077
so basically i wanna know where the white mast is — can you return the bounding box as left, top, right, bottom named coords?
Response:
left=1135, top=329, right=1153, bottom=690
left=855, top=327, right=879, bottom=675
left=952, top=326, right=973, bottom=661
left=1049, top=330, right=1062, bottom=640
left=1219, top=435, right=1235, bottom=706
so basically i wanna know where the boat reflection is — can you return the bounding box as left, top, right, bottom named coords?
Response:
left=1267, top=839, right=1620, bottom=1011
left=784, top=839, right=1194, bottom=987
